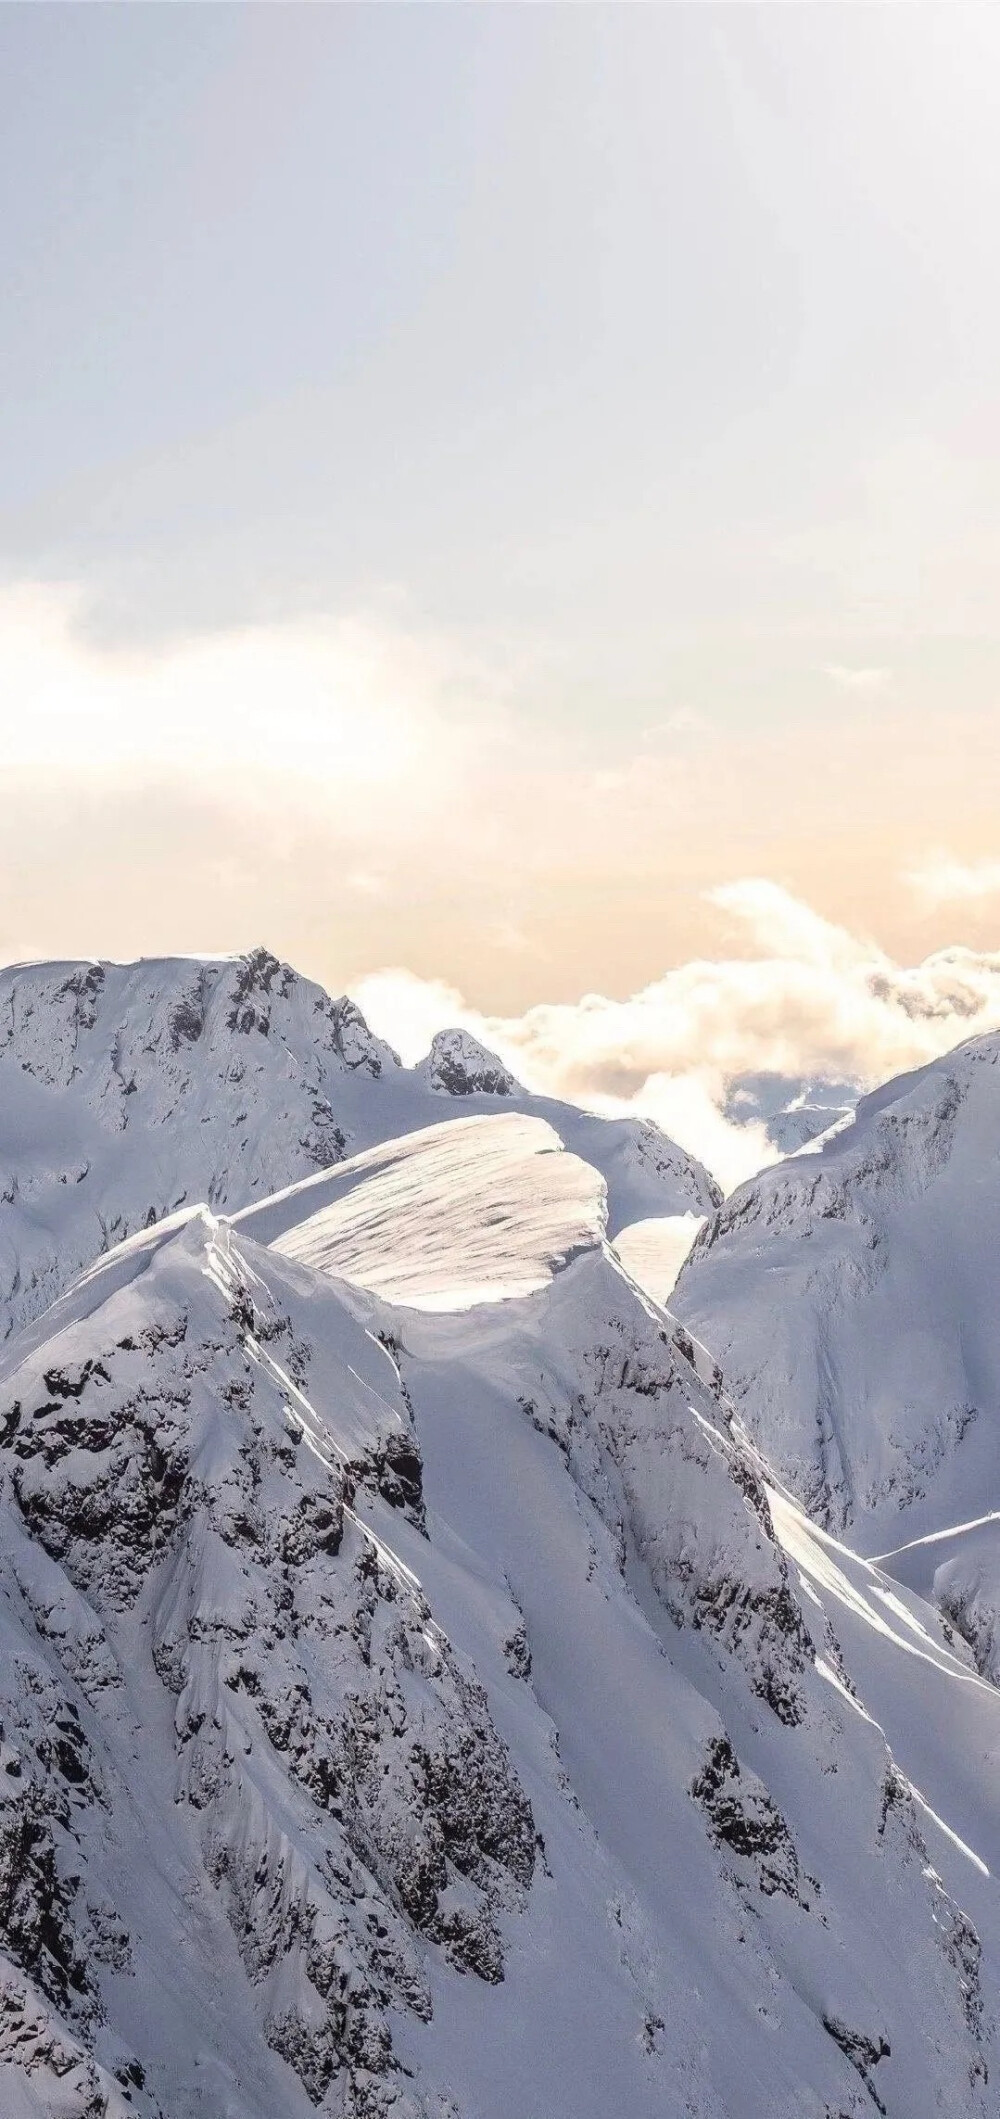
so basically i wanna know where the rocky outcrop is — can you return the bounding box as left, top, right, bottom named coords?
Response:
left=422, top=1030, right=521, bottom=1100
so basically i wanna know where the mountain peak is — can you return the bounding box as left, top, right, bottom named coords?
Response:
left=422, top=1027, right=522, bottom=1098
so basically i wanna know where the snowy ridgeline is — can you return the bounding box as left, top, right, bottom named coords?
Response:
left=0, top=949, right=718, bottom=1344
left=0, top=1077, right=997, bottom=2119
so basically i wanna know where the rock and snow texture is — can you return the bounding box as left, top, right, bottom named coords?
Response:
left=0, top=952, right=717, bottom=1342
left=0, top=1108, right=994, bottom=2115
left=0, top=951, right=396, bottom=1343
left=0, top=1205, right=536, bottom=2118
left=675, top=1033, right=1000, bottom=1546
left=419, top=1030, right=521, bottom=1100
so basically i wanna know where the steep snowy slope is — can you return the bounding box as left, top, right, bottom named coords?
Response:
left=0, top=953, right=718, bottom=1341
left=675, top=1033, right=1000, bottom=1548
left=0, top=1112, right=993, bottom=2116
left=761, top=1473, right=1000, bottom=2035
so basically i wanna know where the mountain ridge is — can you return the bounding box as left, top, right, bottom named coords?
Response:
left=0, top=948, right=719, bottom=1344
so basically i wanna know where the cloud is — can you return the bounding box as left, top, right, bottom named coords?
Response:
left=345, top=871, right=390, bottom=899
left=706, top=878, right=872, bottom=972
left=639, top=707, right=712, bottom=741
left=352, top=881, right=1000, bottom=1193
left=349, top=969, right=470, bottom=1068
left=905, top=854, right=1000, bottom=904
left=821, top=664, right=891, bottom=693
left=0, top=578, right=500, bottom=826
left=487, top=920, right=545, bottom=958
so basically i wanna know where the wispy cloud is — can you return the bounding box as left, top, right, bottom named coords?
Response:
left=905, top=853, right=1000, bottom=904
left=348, top=970, right=469, bottom=1068
left=820, top=664, right=891, bottom=693
left=0, top=579, right=500, bottom=819
left=6, top=574, right=1000, bottom=1091
left=639, top=707, right=712, bottom=742
left=345, top=870, right=390, bottom=899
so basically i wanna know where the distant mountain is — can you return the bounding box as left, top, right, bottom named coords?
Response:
left=0, top=950, right=719, bottom=1341
left=0, top=1110, right=993, bottom=2117
left=723, top=1070, right=860, bottom=1154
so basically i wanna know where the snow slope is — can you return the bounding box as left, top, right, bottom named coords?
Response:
left=0, top=953, right=718, bottom=1341
left=245, top=1113, right=605, bottom=1310
left=675, top=1033, right=1000, bottom=1544
left=611, top=1211, right=708, bottom=1307
left=0, top=1111, right=993, bottom=2115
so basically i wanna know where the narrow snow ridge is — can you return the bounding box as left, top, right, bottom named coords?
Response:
left=245, top=1112, right=606, bottom=1311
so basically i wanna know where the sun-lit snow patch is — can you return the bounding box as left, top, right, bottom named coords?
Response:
left=909, top=1792, right=990, bottom=1879
left=246, top=1112, right=606, bottom=1311
left=611, top=1213, right=705, bottom=1307
left=767, top=1486, right=998, bottom=1688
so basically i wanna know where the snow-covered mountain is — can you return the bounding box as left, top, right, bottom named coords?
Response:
left=673, top=1030, right=1000, bottom=1707
left=0, top=951, right=718, bottom=1343
left=0, top=1107, right=996, bottom=2116
left=675, top=1034, right=1000, bottom=1545
left=6, top=952, right=1000, bottom=2113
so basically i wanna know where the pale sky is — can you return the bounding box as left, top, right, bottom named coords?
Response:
left=4, top=2, right=1000, bottom=1164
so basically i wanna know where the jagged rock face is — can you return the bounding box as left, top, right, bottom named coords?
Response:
left=690, top=1735, right=806, bottom=1902
left=616, top=1114, right=722, bottom=1210
left=422, top=1031, right=520, bottom=1100
left=0, top=950, right=399, bottom=1109
left=0, top=1214, right=536, bottom=2117
left=0, top=950, right=400, bottom=1344
left=675, top=1035, right=1000, bottom=1535
left=514, top=1254, right=812, bottom=1726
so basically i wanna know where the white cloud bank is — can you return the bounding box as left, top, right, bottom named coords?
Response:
left=353, top=880, right=1000, bottom=1192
